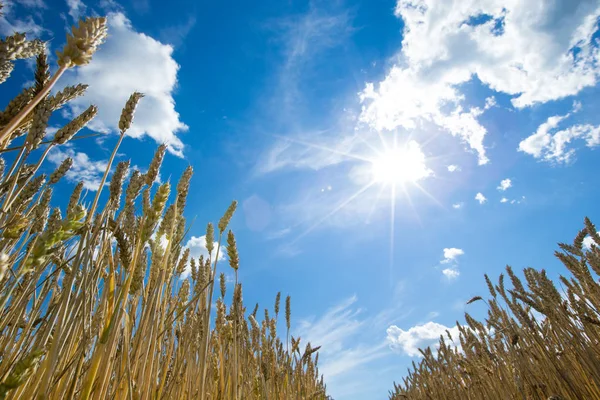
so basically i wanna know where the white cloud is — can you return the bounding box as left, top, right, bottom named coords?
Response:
left=442, top=247, right=464, bottom=263
left=59, top=12, right=188, bottom=156
left=440, top=248, right=463, bottom=279
left=583, top=235, right=597, bottom=250
left=500, top=197, right=508, bottom=203
left=296, top=295, right=399, bottom=398
left=475, top=192, right=487, bottom=204
left=518, top=112, right=600, bottom=163
left=452, top=202, right=463, bottom=209
left=184, top=235, right=226, bottom=262
left=360, top=0, right=600, bottom=165
left=447, top=164, right=460, bottom=172
left=387, top=321, right=461, bottom=357
left=0, top=1, right=45, bottom=36
left=47, top=147, right=108, bottom=191
left=484, top=96, right=496, bottom=109
left=66, top=0, right=86, bottom=19
left=497, top=178, right=512, bottom=191
left=442, top=268, right=460, bottom=280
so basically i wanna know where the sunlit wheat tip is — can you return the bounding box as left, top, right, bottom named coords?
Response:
left=158, top=205, right=175, bottom=239
left=15, top=174, right=45, bottom=206
left=0, top=32, right=45, bottom=61
left=220, top=272, right=226, bottom=298
left=34, top=52, right=50, bottom=94
left=175, top=165, right=192, bottom=212
left=53, top=104, right=97, bottom=144
left=31, top=188, right=52, bottom=233
left=178, top=279, right=190, bottom=304
left=118, top=92, right=144, bottom=133
left=226, top=230, right=239, bottom=271
left=67, top=181, right=84, bottom=215
left=145, top=144, right=166, bottom=185
left=48, top=84, right=88, bottom=111
left=190, top=257, right=197, bottom=280
left=130, top=250, right=146, bottom=294
left=206, top=223, right=215, bottom=255
left=46, top=207, right=62, bottom=233
left=176, top=247, right=190, bottom=275
left=49, top=157, right=73, bottom=185
left=143, top=182, right=170, bottom=239
left=142, top=187, right=150, bottom=215
left=218, top=200, right=237, bottom=233
left=57, top=17, right=108, bottom=68
left=274, top=292, right=281, bottom=317
left=125, top=169, right=144, bottom=205
left=109, top=160, right=129, bottom=209
left=26, top=100, right=51, bottom=149
left=0, top=60, right=13, bottom=84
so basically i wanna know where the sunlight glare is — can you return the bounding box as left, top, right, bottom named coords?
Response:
left=370, top=141, right=432, bottom=184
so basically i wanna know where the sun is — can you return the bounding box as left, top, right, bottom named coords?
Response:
left=370, top=140, right=432, bottom=184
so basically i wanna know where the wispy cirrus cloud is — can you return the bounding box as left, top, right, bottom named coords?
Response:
left=267, top=1, right=354, bottom=114
left=296, top=294, right=410, bottom=399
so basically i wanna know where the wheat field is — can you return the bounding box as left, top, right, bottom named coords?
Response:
left=389, top=220, right=600, bottom=400
left=0, top=12, right=328, bottom=400
left=2, top=6, right=600, bottom=400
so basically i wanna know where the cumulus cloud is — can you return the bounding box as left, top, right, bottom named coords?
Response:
left=519, top=112, right=600, bottom=163
left=440, top=248, right=463, bottom=280
left=447, top=164, right=460, bottom=172
left=452, top=202, right=463, bottom=209
left=184, top=235, right=226, bottom=262
left=497, top=178, right=512, bottom=191
left=500, top=197, right=508, bottom=203
left=387, top=321, right=461, bottom=357
left=59, top=12, right=188, bottom=156
left=475, top=192, right=487, bottom=204
left=47, top=147, right=108, bottom=191
left=360, top=0, right=600, bottom=165
left=442, top=268, right=460, bottom=280
left=442, top=248, right=464, bottom=263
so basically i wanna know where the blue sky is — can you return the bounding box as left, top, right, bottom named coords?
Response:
left=2, top=0, right=600, bottom=398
